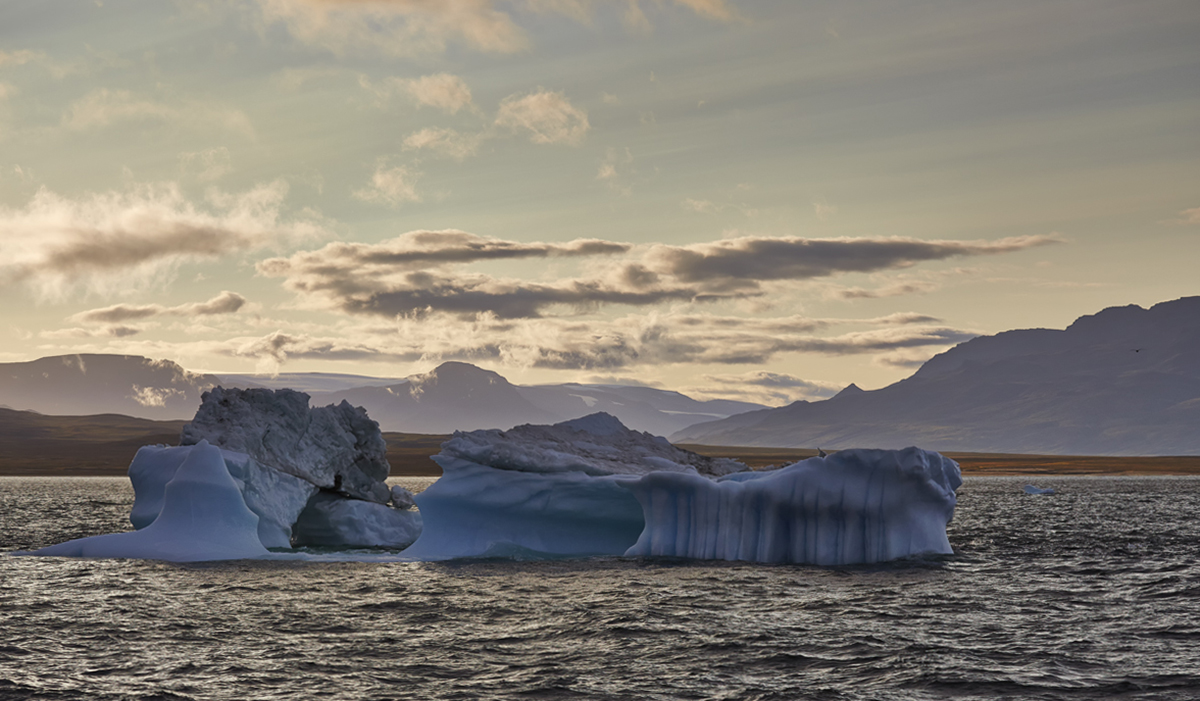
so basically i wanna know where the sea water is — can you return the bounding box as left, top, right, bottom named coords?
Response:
left=2, top=476, right=1199, bottom=700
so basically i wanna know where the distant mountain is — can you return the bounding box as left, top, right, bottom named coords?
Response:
left=0, top=354, right=223, bottom=421
left=514, top=383, right=762, bottom=438
left=318, top=362, right=557, bottom=434
left=0, top=354, right=764, bottom=435
left=315, top=362, right=765, bottom=435
left=216, top=372, right=405, bottom=393
left=671, top=297, right=1200, bottom=456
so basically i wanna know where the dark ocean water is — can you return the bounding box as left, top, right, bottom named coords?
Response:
left=2, top=475, right=1199, bottom=701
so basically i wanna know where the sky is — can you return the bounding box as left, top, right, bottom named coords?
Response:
left=1, top=0, right=1197, bottom=406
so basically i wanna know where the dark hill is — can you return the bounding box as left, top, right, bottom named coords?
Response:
left=671, top=297, right=1200, bottom=455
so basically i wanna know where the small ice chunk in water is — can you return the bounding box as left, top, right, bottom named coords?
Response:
left=1024, top=484, right=1056, bottom=495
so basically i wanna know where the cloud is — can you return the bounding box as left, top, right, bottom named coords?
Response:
left=644, top=234, right=1059, bottom=293
left=495, top=89, right=589, bottom=145
left=0, top=181, right=323, bottom=298
left=179, top=147, right=233, bottom=181
left=402, top=127, right=483, bottom=160
left=260, top=231, right=1057, bottom=320
left=401, top=73, right=474, bottom=114
left=829, top=281, right=940, bottom=300
left=384, top=312, right=976, bottom=371
left=362, top=73, right=475, bottom=114
left=255, top=0, right=530, bottom=56
left=354, top=163, right=422, bottom=206
left=258, top=230, right=644, bottom=318
left=68, top=302, right=971, bottom=381
left=1174, top=207, right=1200, bottom=225
left=0, top=49, right=39, bottom=68
left=70, top=291, right=248, bottom=324
left=597, top=147, right=634, bottom=194
left=813, top=201, right=837, bottom=221
left=62, top=89, right=253, bottom=136
left=698, top=370, right=844, bottom=405
left=670, top=0, right=741, bottom=22
left=254, top=0, right=742, bottom=57
left=683, top=198, right=720, bottom=214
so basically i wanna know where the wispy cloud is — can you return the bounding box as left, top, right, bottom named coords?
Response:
left=179, top=147, right=233, bottom=182
left=1164, top=206, right=1200, bottom=225
left=697, top=370, right=844, bottom=405
left=495, top=89, right=590, bottom=145
left=597, top=147, right=634, bottom=194
left=254, top=0, right=743, bottom=57
left=70, top=291, right=247, bottom=324
left=259, top=231, right=1058, bottom=319
left=353, top=162, right=422, bottom=207
left=361, top=72, right=476, bottom=114
left=62, top=89, right=254, bottom=136
left=402, top=127, right=484, bottom=160
left=644, top=234, right=1059, bottom=293
left=255, top=0, right=530, bottom=56
left=0, top=181, right=323, bottom=298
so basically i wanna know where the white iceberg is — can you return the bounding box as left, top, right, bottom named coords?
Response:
left=626, top=448, right=961, bottom=564
left=29, top=388, right=420, bottom=561
left=1023, top=484, right=1056, bottom=495
left=26, top=402, right=960, bottom=565
left=32, top=441, right=271, bottom=562
left=404, top=414, right=962, bottom=565
left=181, top=386, right=393, bottom=504
left=128, top=444, right=317, bottom=549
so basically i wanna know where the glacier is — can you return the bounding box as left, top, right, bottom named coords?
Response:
left=403, top=414, right=962, bottom=564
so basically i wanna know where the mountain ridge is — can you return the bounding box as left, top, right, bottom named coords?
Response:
left=671, top=296, right=1200, bottom=455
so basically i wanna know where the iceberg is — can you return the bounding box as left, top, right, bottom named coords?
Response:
left=1023, top=484, right=1056, bottom=495
left=625, top=448, right=961, bottom=564
left=29, top=388, right=420, bottom=561
left=26, top=400, right=960, bottom=566
left=32, top=441, right=271, bottom=562
left=404, top=414, right=962, bottom=564
left=181, top=386, right=392, bottom=504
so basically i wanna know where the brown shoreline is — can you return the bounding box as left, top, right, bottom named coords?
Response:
left=1, top=433, right=1198, bottom=477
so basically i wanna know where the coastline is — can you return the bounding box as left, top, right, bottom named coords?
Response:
left=2, top=439, right=1197, bottom=477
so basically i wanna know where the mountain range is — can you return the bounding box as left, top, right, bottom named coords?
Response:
left=4, top=296, right=1198, bottom=454
left=0, top=355, right=763, bottom=436
left=672, top=296, right=1200, bottom=456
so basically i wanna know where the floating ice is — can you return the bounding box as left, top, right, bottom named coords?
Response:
left=292, top=493, right=422, bottom=548
left=400, top=459, right=645, bottom=560
left=32, top=441, right=271, bottom=562
left=182, top=386, right=392, bottom=504
left=127, top=444, right=317, bottom=548
left=26, top=404, right=960, bottom=565
left=404, top=414, right=962, bottom=564
left=438, top=412, right=745, bottom=477
left=28, top=388, right=420, bottom=561
left=626, top=448, right=962, bottom=564
left=1023, top=484, right=1056, bottom=495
